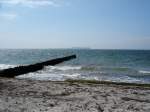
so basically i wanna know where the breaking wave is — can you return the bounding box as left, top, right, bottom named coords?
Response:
left=0, top=64, right=149, bottom=83
left=17, top=72, right=81, bottom=81
left=46, top=65, right=82, bottom=71
left=0, top=64, right=17, bottom=70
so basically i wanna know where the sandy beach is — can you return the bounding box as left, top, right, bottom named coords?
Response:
left=0, top=78, right=150, bottom=112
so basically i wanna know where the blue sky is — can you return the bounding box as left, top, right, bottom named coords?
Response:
left=0, top=0, right=150, bottom=49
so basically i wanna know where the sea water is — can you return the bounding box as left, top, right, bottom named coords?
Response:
left=0, top=49, right=150, bottom=83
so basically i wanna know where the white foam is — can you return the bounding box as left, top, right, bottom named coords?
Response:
left=139, top=70, right=150, bottom=74
left=46, top=66, right=82, bottom=71
left=17, top=71, right=81, bottom=81
left=84, top=76, right=99, bottom=80
left=61, top=73, right=80, bottom=78
left=0, top=64, right=17, bottom=70
left=17, top=72, right=64, bottom=81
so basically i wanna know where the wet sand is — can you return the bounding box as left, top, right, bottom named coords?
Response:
left=0, top=78, right=150, bottom=112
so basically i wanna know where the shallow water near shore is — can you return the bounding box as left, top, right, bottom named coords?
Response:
left=0, top=49, right=150, bottom=83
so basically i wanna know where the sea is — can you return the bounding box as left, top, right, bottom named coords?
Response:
left=0, top=49, right=150, bottom=84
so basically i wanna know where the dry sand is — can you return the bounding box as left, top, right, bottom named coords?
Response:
left=0, top=78, right=150, bottom=112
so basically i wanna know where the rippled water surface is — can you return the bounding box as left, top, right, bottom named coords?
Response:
left=0, top=49, right=150, bottom=83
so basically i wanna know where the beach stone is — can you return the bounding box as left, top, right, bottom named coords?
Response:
left=0, top=78, right=150, bottom=112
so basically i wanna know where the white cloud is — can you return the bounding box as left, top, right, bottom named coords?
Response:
left=0, top=0, right=61, bottom=8
left=0, top=13, right=17, bottom=20
left=0, top=0, right=67, bottom=20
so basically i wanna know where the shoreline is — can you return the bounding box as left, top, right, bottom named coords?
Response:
left=65, top=79, right=150, bottom=88
left=0, top=78, right=150, bottom=112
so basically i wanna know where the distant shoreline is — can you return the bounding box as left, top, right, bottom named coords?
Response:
left=0, top=48, right=150, bottom=51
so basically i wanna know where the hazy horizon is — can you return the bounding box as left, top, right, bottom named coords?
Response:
left=4, top=47, right=150, bottom=50
left=0, top=0, right=150, bottom=49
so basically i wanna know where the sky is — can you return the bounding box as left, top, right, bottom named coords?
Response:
left=0, top=0, right=150, bottom=49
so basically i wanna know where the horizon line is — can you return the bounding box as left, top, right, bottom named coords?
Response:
left=0, top=48, right=150, bottom=50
